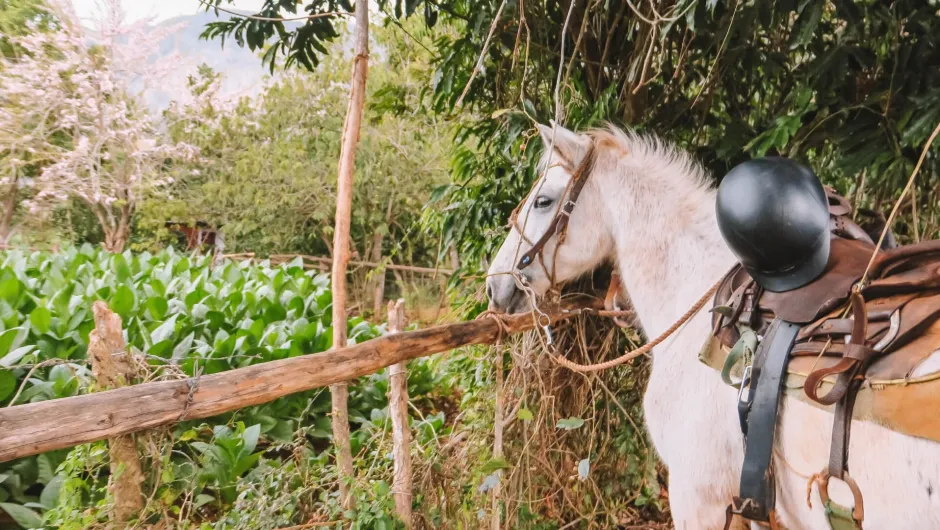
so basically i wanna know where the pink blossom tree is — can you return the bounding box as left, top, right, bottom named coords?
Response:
left=0, top=0, right=196, bottom=251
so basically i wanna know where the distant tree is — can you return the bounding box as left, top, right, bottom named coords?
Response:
left=0, top=0, right=196, bottom=250
left=151, top=19, right=451, bottom=266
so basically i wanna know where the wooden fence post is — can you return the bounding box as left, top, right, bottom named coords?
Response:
left=87, top=301, right=144, bottom=522
left=386, top=299, right=412, bottom=527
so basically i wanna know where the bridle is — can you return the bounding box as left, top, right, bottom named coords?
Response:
left=507, top=141, right=598, bottom=287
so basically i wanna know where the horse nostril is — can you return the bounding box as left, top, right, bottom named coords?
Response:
left=486, top=283, right=494, bottom=301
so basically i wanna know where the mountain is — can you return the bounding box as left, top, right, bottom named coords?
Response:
left=144, top=10, right=277, bottom=110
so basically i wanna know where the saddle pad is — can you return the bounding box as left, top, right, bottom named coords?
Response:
left=698, top=318, right=940, bottom=443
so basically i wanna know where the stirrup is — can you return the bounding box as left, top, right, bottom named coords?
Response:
left=810, top=471, right=865, bottom=529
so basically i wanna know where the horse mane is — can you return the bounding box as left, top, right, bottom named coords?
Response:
left=537, top=123, right=715, bottom=200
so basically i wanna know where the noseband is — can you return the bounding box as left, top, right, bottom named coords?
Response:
left=509, top=142, right=598, bottom=284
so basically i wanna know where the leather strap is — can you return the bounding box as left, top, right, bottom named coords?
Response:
left=803, top=292, right=873, bottom=405
left=516, top=144, right=596, bottom=271
left=731, top=318, right=801, bottom=522
left=829, top=378, right=861, bottom=479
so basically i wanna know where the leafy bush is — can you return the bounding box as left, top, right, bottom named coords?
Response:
left=0, top=246, right=437, bottom=528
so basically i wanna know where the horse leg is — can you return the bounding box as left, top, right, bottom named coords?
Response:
left=644, top=366, right=745, bottom=530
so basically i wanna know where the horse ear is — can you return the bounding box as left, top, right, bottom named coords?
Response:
left=537, top=122, right=590, bottom=168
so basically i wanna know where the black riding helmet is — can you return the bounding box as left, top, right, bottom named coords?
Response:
left=716, top=157, right=831, bottom=292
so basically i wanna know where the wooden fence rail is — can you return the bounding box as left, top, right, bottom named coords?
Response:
left=0, top=305, right=592, bottom=463
left=226, top=253, right=454, bottom=276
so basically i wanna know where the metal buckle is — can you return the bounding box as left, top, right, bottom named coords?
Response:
left=537, top=313, right=554, bottom=346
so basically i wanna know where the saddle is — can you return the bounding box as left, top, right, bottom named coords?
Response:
left=699, top=188, right=940, bottom=529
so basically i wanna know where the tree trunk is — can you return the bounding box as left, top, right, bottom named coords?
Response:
left=386, top=299, right=412, bottom=528
left=371, top=232, right=386, bottom=316
left=0, top=175, right=19, bottom=244
left=330, top=0, right=370, bottom=511
left=448, top=244, right=460, bottom=271
left=372, top=197, right=395, bottom=316
left=87, top=302, right=144, bottom=522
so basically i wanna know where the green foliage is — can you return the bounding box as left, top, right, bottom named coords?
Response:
left=198, top=0, right=444, bottom=73
left=0, top=0, right=54, bottom=57
left=0, top=246, right=446, bottom=528
left=143, top=20, right=452, bottom=276
left=421, top=0, right=940, bottom=271
left=190, top=423, right=265, bottom=504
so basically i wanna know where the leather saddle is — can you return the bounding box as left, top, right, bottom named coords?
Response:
left=702, top=189, right=940, bottom=441
left=701, top=188, right=940, bottom=529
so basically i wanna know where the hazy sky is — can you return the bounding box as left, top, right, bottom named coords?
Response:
left=71, top=0, right=267, bottom=23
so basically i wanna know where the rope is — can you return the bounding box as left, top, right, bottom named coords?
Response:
left=550, top=278, right=722, bottom=372
left=859, top=120, right=940, bottom=286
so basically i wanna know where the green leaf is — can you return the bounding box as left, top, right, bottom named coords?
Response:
left=0, top=327, right=26, bottom=357
left=233, top=451, right=262, bottom=477
left=48, top=364, right=72, bottom=385
left=37, top=453, right=56, bottom=484
left=150, top=314, right=178, bottom=344
left=241, top=424, right=261, bottom=455
left=112, top=254, right=132, bottom=281
left=556, top=417, right=585, bottom=430
left=790, top=0, right=824, bottom=49
left=710, top=305, right=734, bottom=318
left=194, top=493, right=215, bottom=508
left=30, top=307, right=51, bottom=334
left=171, top=332, right=194, bottom=363
left=0, top=502, right=43, bottom=528
left=0, top=370, right=15, bottom=401
left=374, top=480, right=390, bottom=496
left=517, top=408, right=533, bottom=422
left=0, top=276, right=23, bottom=305
left=173, top=257, right=190, bottom=275
left=146, top=296, right=168, bottom=320
left=0, top=346, right=35, bottom=368
left=110, top=285, right=135, bottom=317
left=40, top=475, right=64, bottom=509
left=149, top=340, right=174, bottom=359
left=480, top=458, right=509, bottom=474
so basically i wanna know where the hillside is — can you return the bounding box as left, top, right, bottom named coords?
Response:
left=145, top=10, right=276, bottom=109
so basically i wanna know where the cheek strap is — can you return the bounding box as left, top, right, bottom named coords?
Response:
left=515, top=144, right=597, bottom=272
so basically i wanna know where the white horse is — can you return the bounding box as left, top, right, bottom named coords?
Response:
left=484, top=123, right=940, bottom=529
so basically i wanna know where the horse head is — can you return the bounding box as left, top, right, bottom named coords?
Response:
left=485, top=123, right=614, bottom=313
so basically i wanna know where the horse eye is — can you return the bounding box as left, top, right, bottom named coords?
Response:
left=534, top=196, right=553, bottom=209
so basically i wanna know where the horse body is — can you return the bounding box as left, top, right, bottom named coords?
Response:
left=485, top=124, right=940, bottom=529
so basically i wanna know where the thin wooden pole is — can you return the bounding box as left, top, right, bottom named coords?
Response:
left=491, top=343, right=504, bottom=530
left=0, top=306, right=587, bottom=463
left=87, top=302, right=144, bottom=522
left=386, top=299, right=412, bottom=527
left=331, top=0, right=370, bottom=510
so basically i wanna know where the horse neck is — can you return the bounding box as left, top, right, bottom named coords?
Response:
left=597, top=160, right=736, bottom=342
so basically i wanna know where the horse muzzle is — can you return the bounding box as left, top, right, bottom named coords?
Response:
left=486, top=274, right=533, bottom=314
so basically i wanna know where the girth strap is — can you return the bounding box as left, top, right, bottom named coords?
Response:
left=729, top=318, right=801, bottom=523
